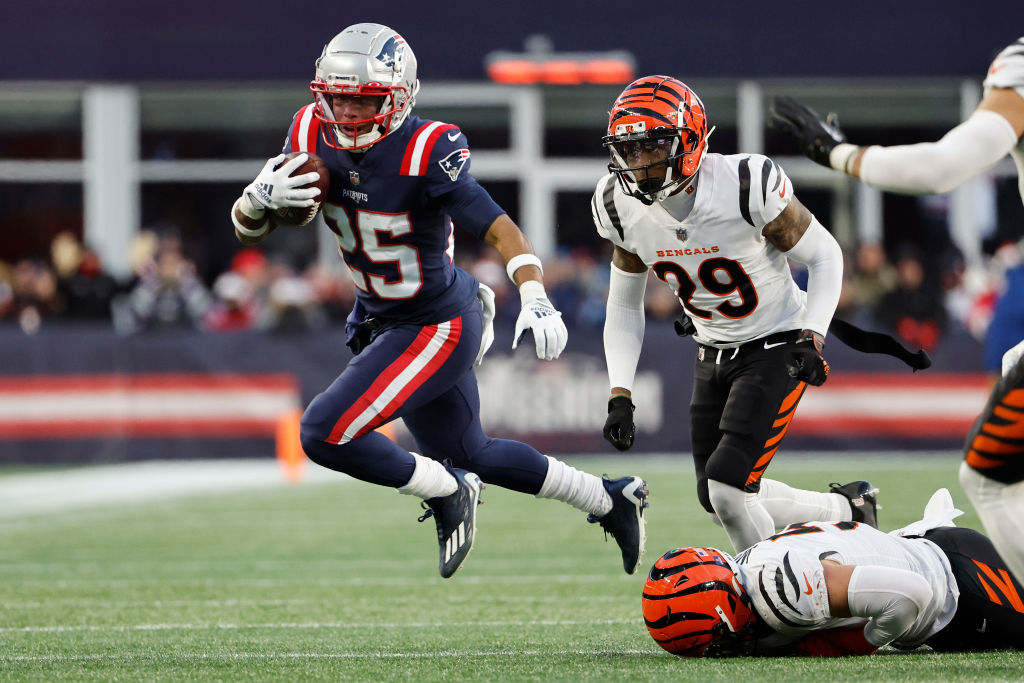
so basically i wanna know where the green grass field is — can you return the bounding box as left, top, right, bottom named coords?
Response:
left=2, top=453, right=1022, bottom=681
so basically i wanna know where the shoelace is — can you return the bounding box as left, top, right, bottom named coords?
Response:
left=417, top=501, right=435, bottom=523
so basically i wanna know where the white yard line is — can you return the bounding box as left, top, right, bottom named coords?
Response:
left=11, top=573, right=634, bottom=589
left=2, top=594, right=624, bottom=610
left=1, top=618, right=638, bottom=634
left=0, top=459, right=338, bottom=518
left=3, top=648, right=655, bottom=663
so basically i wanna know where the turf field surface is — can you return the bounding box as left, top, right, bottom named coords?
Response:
left=2, top=453, right=1022, bottom=681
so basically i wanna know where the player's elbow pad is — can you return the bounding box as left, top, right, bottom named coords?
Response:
left=847, top=565, right=933, bottom=647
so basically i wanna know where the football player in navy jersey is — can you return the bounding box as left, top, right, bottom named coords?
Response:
left=229, top=23, right=649, bottom=578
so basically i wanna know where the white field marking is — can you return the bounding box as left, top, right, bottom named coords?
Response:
left=0, top=553, right=602, bottom=573
left=0, top=459, right=339, bottom=519
left=1, top=618, right=639, bottom=634
left=4, top=649, right=656, bottom=663
left=1, top=594, right=624, bottom=610
left=12, top=573, right=633, bottom=589
left=1, top=598, right=317, bottom=609
left=2, top=595, right=622, bottom=611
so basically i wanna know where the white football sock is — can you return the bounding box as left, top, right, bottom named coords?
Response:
left=396, top=453, right=458, bottom=499
left=758, top=478, right=850, bottom=526
left=960, top=462, right=1024, bottom=585
left=707, top=479, right=774, bottom=551
left=536, top=455, right=612, bottom=517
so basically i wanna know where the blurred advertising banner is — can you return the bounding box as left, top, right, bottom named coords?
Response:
left=0, top=324, right=988, bottom=463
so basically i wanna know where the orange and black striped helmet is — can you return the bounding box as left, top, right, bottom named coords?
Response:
left=642, top=547, right=757, bottom=657
left=603, top=76, right=711, bottom=204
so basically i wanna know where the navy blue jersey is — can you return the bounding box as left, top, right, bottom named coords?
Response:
left=284, top=108, right=500, bottom=325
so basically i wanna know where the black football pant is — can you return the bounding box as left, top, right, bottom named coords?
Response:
left=690, top=331, right=807, bottom=514
left=924, top=526, right=1024, bottom=651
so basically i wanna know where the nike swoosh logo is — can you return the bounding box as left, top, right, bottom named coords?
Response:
left=764, top=340, right=788, bottom=350
left=447, top=131, right=460, bottom=141
left=803, top=573, right=813, bottom=595
left=778, top=181, right=787, bottom=199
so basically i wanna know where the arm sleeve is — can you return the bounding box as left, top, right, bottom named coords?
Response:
left=782, top=217, right=843, bottom=338
left=603, top=264, right=647, bottom=391
left=847, top=565, right=933, bottom=647
left=858, top=110, right=1019, bottom=194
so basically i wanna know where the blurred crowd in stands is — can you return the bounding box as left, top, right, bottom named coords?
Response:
left=3, top=224, right=1024, bottom=373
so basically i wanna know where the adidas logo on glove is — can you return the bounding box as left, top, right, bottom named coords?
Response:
left=254, top=182, right=274, bottom=204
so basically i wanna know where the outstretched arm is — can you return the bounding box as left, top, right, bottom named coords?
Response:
left=772, top=89, right=1024, bottom=195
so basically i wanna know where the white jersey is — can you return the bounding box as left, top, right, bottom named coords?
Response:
left=983, top=37, right=1024, bottom=207
left=592, top=153, right=809, bottom=346
left=733, top=521, right=958, bottom=649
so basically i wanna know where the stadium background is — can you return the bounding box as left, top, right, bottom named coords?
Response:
left=0, top=2, right=1022, bottom=463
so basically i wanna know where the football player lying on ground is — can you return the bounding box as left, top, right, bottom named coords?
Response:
left=642, top=489, right=1024, bottom=657
left=592, top=75, right=878, bottom=553
left=771, top=36, right=1024, bottom=586
left=230, top=22, right=648, bottom=578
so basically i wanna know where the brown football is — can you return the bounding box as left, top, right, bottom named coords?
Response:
left=272, top=151, right=330, bottom=226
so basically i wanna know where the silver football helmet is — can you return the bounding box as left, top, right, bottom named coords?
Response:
left=310, top=23, right=420, bottom=150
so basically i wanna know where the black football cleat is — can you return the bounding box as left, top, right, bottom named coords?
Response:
left=588, top=475, right=649, bottom=574
left=418, top=468, right=483, bottom=578
left=830, top=481, right=880, bottom=528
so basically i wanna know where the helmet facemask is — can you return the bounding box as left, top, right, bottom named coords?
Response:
left=604, top=123, right=716, bottom=205
left=311, top=82, right=415, bottom=150
left=603, top=75, right=713, bottom=204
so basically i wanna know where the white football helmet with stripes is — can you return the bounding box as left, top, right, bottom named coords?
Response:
left=310, top=23, right=420, bottom=150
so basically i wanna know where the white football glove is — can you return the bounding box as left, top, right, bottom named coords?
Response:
left=1002, top=338, right=1024, bottom=377
left=512, top=281, right=568, bottom=361
left=475, top=283, right=496, bottom=367
left=242, top=153, right=321, bottom=213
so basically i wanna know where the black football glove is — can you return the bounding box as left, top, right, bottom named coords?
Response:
left=345, top=322, right=373, bottom=355
left=603, top=395, right=636, bottom=451
left=785, top=330, right=830, bottom=386
left=674, top=313, right=696, bottom=338
left=770, top=96, right=846, bottom=168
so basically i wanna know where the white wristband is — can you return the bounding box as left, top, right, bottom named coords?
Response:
left=238, top=190, right=268, bottom=219
left=232, top=198, right=269, bottom=238
left=506, top=253, right=543, bottom=282
left=829, top=143, right=860, bottom=173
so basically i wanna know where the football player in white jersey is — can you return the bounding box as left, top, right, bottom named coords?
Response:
left=592, top=75, right=874, bottom=553
left=771, top=37, right=1024, bottom=584
left=642, top=489, right=1024, bottom=657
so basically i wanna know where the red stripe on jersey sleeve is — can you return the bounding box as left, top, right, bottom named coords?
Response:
left=399, top=122, right=433, bottom=175
left=413, top=124, right=457, bottom=175
left=400, top=122, right=459, bottom=176
left=289, top=105, right=306, bottom=152
left=305, top=106, right=320, bottom=154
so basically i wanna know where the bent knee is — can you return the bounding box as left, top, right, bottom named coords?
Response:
left=707, top=479, right=749, bottom=523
